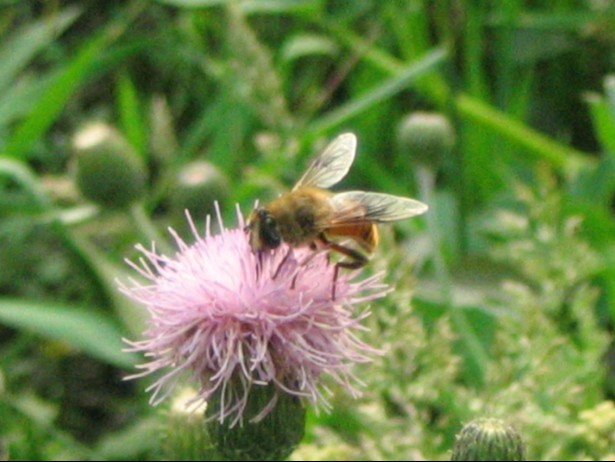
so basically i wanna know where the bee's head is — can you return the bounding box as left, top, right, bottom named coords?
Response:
left=245, top=207, right=282, bottom=251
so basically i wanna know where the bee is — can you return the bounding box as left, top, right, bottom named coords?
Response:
left=246, top=133, right=428, bottom=283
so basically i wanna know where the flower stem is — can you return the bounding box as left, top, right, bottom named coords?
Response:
left=129, top=202, right=173, bottom=256
left=416, top=164, right=489, bottom=384
left=0, top=157, right=52, bottom=210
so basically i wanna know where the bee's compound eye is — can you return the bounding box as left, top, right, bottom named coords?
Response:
left=258, top=210, right=281, bottom=249
left=262, top=229, right=281, bottom=249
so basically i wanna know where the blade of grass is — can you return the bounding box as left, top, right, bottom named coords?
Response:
left=0, top=74, right=52, bottom=130
left=492, top=0, right=523, bottom=109
left=4, top=31, right=114, bottom=159
left=0, top=157, right=147, bottom=337
left=385, top=2, right=430, bottom=62
left=329, top=26, right=593, bottom=177
left=464, top=2, right=490, bottom=101
left=4, top=5, right=143, bottom=160
left=0, top=6, right=81, bottom=93
left=116, top=71, right=147, bottom=158
left=0, top=156, right=52, bottom=208
left=306, top=47, right=448, bottom=135
left=456, top=94, right=590, bottom=176
left=0, top=299, right=137, bottom=369
left=155, top=0, right=320, bottom=14
left=154, top=0, right=227, bottom=7
left=487, top=11, right=597, bottom=31
left=585, top=92, right=615, bottom=156
left=459, top=1, right=499, bottom=211
left=0, top=42, right=148, bottom=132
left=327, top=22, right=450, bottom=106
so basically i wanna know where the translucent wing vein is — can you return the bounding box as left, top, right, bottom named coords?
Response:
left=293, top=133, right=357, bottom=190
left=329, top=191, right=428, bottom=224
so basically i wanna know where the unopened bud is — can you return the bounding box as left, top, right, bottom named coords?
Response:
left=161, top=388, right=218, bottom=461
left=451, top=418, right=526, bottom=461
left=397, top=112, right=455, bottom=169
left=170, top=161, right=229, bottom=218
left=73, top=122, right=147, bottom=208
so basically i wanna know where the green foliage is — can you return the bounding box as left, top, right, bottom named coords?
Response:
left=1, top=0, right=614, bottom=460
left=0, top=299, right=137, bottom=369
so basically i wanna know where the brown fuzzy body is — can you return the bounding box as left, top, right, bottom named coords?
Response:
left=263, top=187, right=334, bottom=246
left=248, top=186, right=379, bottom=257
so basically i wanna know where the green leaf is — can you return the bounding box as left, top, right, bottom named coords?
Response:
left=116, top=71, right=147, bottom=158
left=568, top=156, right=615, bottom=210
left=4, top=21, right=122, bottom=160
left=0, top=299, right=138, bottom=369
left=585, top=92, right=615, bottom=155
left=239, top=0, right=321, bottom=14
left=307, top=47, right=448, bottom=135
left=457, top=93, right=592, bottom=177
left=0, top=7, right=80, bottom=93
left=280, top=33, right=339, bottom=62
left=0, top=156, right=52, bottom=209
left=332, top=25, right=593, bottom=177
left=154, top=0, right=320, bottom=14
left=0, top=73, right=53, bottom=130
left=154, top=0, right=226, bottom=6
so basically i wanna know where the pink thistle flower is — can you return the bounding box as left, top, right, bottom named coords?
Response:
left=120, top=206, right=389, bottom=426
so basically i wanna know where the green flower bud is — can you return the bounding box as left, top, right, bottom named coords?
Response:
left=170, top=161, right=229, bottom=218
left=396, top=112, right=455, bottom=169
left=161, top=388, right=220, bottom=461
left=451, top=418, right=526, bottom=461
left=72, top=122, right=147, bottom=208
left=206, top=381, right=306, bottom=461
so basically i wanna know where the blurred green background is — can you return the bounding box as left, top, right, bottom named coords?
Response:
left=2, top=0, right=615, bottom=459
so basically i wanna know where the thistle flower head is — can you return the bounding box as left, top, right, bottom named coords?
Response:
left=120, top=206, right=388, bottom=426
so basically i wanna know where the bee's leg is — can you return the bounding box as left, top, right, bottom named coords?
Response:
left=290, top=242, right=325, bottom=289
left=273, top=246, right=293, bottom=281
left=255, top=251, right=264, bottom=280
left=295, top=241, right=324, bottom=267
left=331, top=244, right=368, bottom=300
left=318, top=236, right=368, bottom=300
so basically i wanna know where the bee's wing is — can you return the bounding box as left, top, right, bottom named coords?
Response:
left=328, top=191, right=428, bottom=225
left=292, top=133, right=357, bottom=191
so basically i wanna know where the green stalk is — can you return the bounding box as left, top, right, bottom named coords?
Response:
left=416, top=164, right=489, bottom=384
left=129, top=202, right=174, bottom=256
